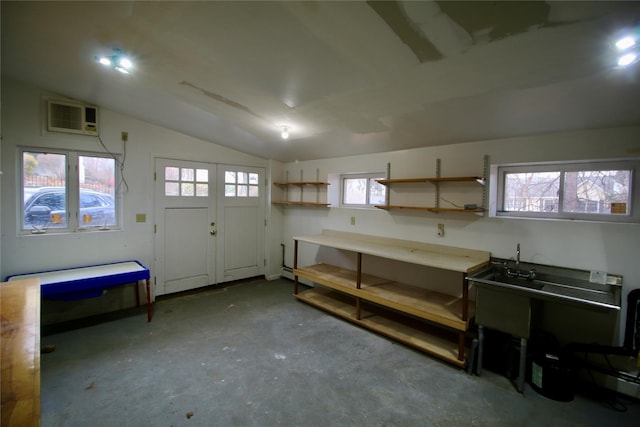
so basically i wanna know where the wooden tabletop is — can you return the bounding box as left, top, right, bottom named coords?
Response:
left=294, top=230, right=490, bottom=273
left=1, top=278, right=41, bottom=427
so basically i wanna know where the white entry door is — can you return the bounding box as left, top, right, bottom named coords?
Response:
left=154, top=159, right=216, bottom=296
left=154, top=159, right=266, bottom=297
left=217, top=165, right=265, bottom=283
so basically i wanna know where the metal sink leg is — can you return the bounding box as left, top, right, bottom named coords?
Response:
left=477, top=325, right=484, bottom=376
left=516, top=337, right=527, bottom=394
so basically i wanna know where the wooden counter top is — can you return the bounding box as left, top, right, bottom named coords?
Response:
left=294, top=230, right=490, bottom=273
left=1, top=278, right=41, bottom=427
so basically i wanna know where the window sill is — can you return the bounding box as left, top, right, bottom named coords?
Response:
left=20, top=227, right=122, bottom=237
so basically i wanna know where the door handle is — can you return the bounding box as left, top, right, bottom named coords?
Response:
left=210, top=229, right=216, bottom=235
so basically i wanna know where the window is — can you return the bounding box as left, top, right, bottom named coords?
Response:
left=341, top=173, right=386, bottom=208
left=493, top=159, right=639, bottom=222
left=21, top=149, right=119, bottom=233
left=164, top=166, right=209, bottom=197
left=224, top=170, right=259, bottom=197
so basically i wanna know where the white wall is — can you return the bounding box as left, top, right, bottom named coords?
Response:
left=278, top=126, right=640, bottom=346
left=1, top=78, right=282, bottom=313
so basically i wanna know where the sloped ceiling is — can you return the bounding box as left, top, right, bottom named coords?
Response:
left=2, top=1, right=640, bottom=162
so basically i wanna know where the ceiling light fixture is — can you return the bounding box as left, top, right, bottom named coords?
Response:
left=281, top=126, right=289, bottom=140
left=614, top=31, right=639, bottom=68
left=96, top=48, right=134, bottom=74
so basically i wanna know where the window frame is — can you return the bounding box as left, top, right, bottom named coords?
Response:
left=19, top=147, right=121, bottom=234
left=492, top=158, right=640, bottom=223
left=340, top=172, right=386, bottom=208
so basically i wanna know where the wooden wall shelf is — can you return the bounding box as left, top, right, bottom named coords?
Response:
left=273, top=181, right=329, bottom=186
left=376, top=176, right=484, bottom=185
left=374, top=157, right=487, bottom=214
left=272, top=170, right=330, bottom=207
left=272, top=200, right=330, bottom=207
left=374, top=205, right=485, bottom=213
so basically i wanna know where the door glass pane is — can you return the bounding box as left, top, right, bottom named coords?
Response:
left=165, top=182, right=179, bottom=196
left=249, top=173, right=259, bottom=184
left=165, top=167, right=179, bottom=181
left=225, top=185, right=236, bottom=197
left=181, top=183, right=194, bottom=196
left=181, top=168, right=194, bottom=182
left=196, top=183, right=208, bottom=197
left=237, top=185, right=248, bottom=197
left=504, top=172, right=560, bottom=212
left=23, top=151, right=67, bottom=229
left=225, top=171, right=236, bottom=183
left=249, top=186, right=259, bottom=197
left=238, top=172, right=248, bottom=184
left=563, top=170, right=630, bottom=215
left=196, top=169, right=208, bottom=182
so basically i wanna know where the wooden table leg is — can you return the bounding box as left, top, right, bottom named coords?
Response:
left=294, top=239, right=299, bottom=295
left=458, top=332, right=465, bottom=361
left=356, top=252, right=362, bottom=289
left=146, top=278, right=152, bottom=322
left=462, top=274, right=468, bottom=322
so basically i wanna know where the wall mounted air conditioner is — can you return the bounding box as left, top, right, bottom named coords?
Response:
left=47, top=100, right=99, bottom=136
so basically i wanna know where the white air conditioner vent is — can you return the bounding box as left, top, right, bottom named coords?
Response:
left=47, top=100, right=98, bottom=136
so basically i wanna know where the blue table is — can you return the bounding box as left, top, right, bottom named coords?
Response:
left=6, top=261, right=152, bottom=322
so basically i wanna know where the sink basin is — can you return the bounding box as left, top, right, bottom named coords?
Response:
left=470, top=260, right=622, bottom=311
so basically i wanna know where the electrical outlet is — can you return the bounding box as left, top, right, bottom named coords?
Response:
left=437, top=223, right=445, bottom=237
left=350, top=216, right=356, bottom=225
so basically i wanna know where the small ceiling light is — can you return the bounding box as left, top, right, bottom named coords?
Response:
left=95, top=48, right=134, bottom=74
left=616, top=36, right=636, bottom=50
left=618, top=52, right=638, bottom=67
left=613, top=28, right=640, bottom=68
left=281, top=126, right=289, bottom=140
left=119, top=57, right=133, bottom=69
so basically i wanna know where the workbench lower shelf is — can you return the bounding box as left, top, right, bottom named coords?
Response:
left=295, top=287, right=470, bottom=368
left=295, top=263, right=474, bottom=331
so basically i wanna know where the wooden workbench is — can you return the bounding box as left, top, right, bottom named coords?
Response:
left=292, top=230, right=490, bottom=367
left=1, top=278, right=41, bottom=427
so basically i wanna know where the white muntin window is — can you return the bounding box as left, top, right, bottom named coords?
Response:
left=341, top=173, right=386, bottom=208
left=224, top=170, right=260, bottom=198
left=491, top=158, right=640, bottom=223
left=20, top=148, right=120, bottom=233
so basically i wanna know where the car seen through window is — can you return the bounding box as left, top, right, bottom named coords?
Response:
left=23, top=187, right=115, bottom=229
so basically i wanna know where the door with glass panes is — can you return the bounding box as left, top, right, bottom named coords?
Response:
left=154, top=159, right=265, bottom=297
left=216, top=165, right=265, bottom=283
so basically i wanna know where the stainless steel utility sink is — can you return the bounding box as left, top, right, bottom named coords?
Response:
left=470, top=259, right=622, bottom=311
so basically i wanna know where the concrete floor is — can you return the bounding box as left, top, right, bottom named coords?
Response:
left=41, top=278, right=639, bottom=427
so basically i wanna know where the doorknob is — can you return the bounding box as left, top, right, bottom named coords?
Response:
left=210, top=229, right=216, bottom=235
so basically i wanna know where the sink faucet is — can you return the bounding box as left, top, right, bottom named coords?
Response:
left=505, top=243, right=536, bottom=280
